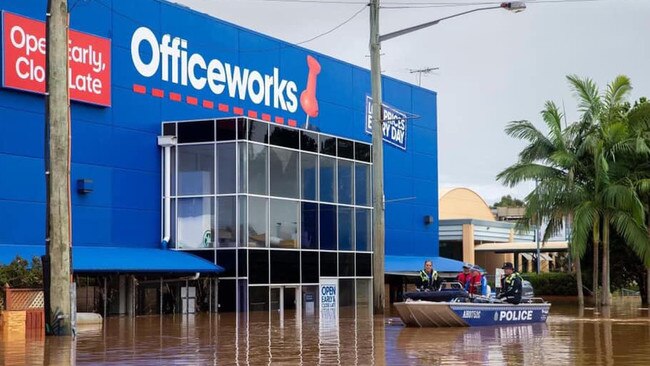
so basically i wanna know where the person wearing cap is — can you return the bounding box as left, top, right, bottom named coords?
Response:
left=466, top=266, right=489, bottom=296
left=416, top=259, right=441, bottom=291
left=456, top=263, right=472, bottom=289
left=498, top=262, right=523, bottom=304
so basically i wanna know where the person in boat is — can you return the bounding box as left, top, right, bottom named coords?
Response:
left=498, top=262, right=523, bottom=304
left=416, top=259, right=441, bottom=291
left=456, top=263, right=472, bottom=289
left=466, top=265, right=488, bottom=296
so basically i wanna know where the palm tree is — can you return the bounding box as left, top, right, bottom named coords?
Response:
left=569, top=75, right=650, bottom=306
left=497, top=101, right=586, bottom=305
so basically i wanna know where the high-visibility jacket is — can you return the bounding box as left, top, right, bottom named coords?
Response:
left=417, top=269, right=440, bottom=290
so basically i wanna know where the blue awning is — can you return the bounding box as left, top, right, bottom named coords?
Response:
left=0, top=245, right=223, bottom=274
left=385, top=255, right=473, bottom=276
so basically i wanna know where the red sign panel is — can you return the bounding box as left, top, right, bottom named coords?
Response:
left=2, top=11, right=111, bottom=106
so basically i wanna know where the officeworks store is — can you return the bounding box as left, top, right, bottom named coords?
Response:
left=0, top=0, right=444, bottom=317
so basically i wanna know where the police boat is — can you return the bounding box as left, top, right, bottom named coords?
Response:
left=394, top=281, right=550, bottom=327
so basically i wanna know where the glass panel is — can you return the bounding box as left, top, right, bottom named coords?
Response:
left=248, top=197, right=268, bottom=247
left=216, top=250, right=235, bottom=277
left=216, top=118, right=237, bottom=141
left=249, top=250, right=269, bottom=284
left=355, top=163, right=371, bottom=206
left=238, top=196, right=247, bottom=246
left=319, top=156, right=336, bottom=202
left=339, top=279, right=355, bottom=314
left=300, top=131, right=318, bottom=152
left=217, top=196, right=236, bottom=247
left=177, top=120, right=214, bottom=143
left=238, top=249, right=248, bottom=277
left=218, top=279, right=236, bottom=312
left=319, top=204, right=337, bottom=250
left=356, top=279, right=372, bottom=317
left=339, top=253, right=354, bottom=276
left=301, top=202, right=318, bottom=249
left=356, top=253, right=372, bottom=276
left=171, top=198, right=177, bottom=248
left=177, top=144, right=214, bottom=196
left=270, top=287, right=280, bottom=311
left=270, top=147, right=299, bottom=198
left=248, top=119, right=268, bottom=143
left=301, top=153, right=317, bottom=200
left=171, top=146, right=176, bottom=195
left=249, top=286, right=269, bottom=311
left=163, top=122, right=176, bottom=136
left=269, top=125, right=299, bottom=149
left=177, top=197, right=214, bottom=249
left=301, top=252, right=319, bottom=283
left=238, top=142, right=247, bottom=193
left=337, top=139, right=354, bottom=159
left=301, top=285, right=319, bottom=318
left=320, top=136, right=336, bottom=156
left=238, top=279, right=248, bottom=313
left=355, top=208, right=371, bottom=251
left=248, top=144, right=268, bottom=195
left=320, top=252, right=337, bottom=277
left=270, top=250, right=300, bottom=283
left=338, top=160, right=353, bottom=204
left=269, top=199, right=298, bottom=249
left=338, top=206, right=353, bottom=251
left=237, top=118, right=248, bottom=140
left=354, top=142, right=371, bottom=162
left=217, top=143, right=236, bottom=194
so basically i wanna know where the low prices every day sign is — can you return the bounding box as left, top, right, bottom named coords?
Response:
left=365, top=96, right=407, bottom=150
left=2, top=11, right=111, bottom=106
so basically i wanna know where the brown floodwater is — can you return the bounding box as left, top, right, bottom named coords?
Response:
left=2, top=297, right=650, bottom=365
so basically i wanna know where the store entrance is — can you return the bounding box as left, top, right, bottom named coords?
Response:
left=270, top=286, right=299, bottom=326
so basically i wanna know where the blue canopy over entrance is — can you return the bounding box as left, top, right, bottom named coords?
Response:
left=0, top=245, right=223, bottom=274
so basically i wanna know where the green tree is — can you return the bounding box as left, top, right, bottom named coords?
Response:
left=492, top=195, right=525, bottom=208
left=497, top=99, right=586, bottom=305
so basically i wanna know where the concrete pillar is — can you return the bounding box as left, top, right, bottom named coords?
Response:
left=462, top=224, right=475, bottom=264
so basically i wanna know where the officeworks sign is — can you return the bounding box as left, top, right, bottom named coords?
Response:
left=365, top=96, right=408, bottom=150
left=1, top=11, right=111, bottom=106
left=130, top=26, right=302, bottom=114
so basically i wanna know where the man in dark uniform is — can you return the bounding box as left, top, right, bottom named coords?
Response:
left=498, top=262, right=523, bottom=304
left=416, top=259, right=441, bottom=291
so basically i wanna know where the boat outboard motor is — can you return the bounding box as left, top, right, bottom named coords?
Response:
left=522, top=280, right=535, bottom=300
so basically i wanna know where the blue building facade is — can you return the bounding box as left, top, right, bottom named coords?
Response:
left=0, top=0, right=439, bottom=313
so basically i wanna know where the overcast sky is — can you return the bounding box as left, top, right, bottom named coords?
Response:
left=174, top=0, right=650, bottom=204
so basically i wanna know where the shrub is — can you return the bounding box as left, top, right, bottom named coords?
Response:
left=0, top=256, right=43, bottom=288
left=521, top=272, right=577, bottom=296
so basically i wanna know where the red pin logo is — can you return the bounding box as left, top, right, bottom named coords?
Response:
left=300, top=55, right=321, bottom=129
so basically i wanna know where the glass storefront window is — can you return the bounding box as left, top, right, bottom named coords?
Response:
left=238, top=142, right=247, bottom=193
left=270, top=147, right=298, bottom=198
left=320, top=156, right=336, bottom=203
left=355, top=163, right=371, bottom=206
left=338, top=160, right=353, bottom=204
left=238, top=196, right=247, bottom=246
left=248, top=144, right=268, bottom=195
left=248, top=197, right=268, bottom=247
left=269, top=199, right=298, bottom=249
left=355, top=208, right=371, bottom=251
left=177, top=197, right=214, bottom=249
left=320, top=204, right=337, bottom=250
left=301, top=152, right=317, bottom=201
left=301, top=202, right=318, bottom=249
left=249, top=286, right=269, bottom=312
left=338, top=206, right=353, bottom=251
left=217, top=196, right=236, bottom=247
left=177, top=144, right=214, bottom=196
left=217, top=143, right=236, bottom=194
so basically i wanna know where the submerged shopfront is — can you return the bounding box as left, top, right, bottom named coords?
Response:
left=0, top=0, right=441, bottom=318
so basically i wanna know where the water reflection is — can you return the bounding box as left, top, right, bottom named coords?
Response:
left=2, top=299, right=650, bottom=365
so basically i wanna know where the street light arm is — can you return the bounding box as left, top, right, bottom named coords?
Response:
left=379, top=5, right=501, bottom=42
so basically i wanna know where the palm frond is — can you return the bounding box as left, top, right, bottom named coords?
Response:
left=610, top=211, right=650, bottom=266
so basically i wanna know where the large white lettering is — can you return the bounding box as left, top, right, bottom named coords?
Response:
left=130, top=26, right=299, bottom=113
left=497, top=310, right=534, bottom=322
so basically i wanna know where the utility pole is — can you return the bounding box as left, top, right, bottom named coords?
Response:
left=369, top=0, right=385, bottom=315
left=45, top=0, right=72, bottom=336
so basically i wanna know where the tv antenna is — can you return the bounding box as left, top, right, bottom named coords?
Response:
left=409, top=67, right=439, bottom=86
